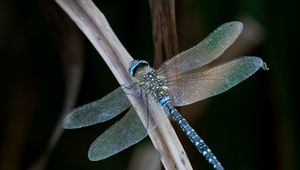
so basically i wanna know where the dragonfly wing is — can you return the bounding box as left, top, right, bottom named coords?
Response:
left=88, top=107, right=148, bottom=161
left=158, top=21, right=243, bottom=76
left=167, top=57, right=263, bottom=106
left=63, top=87, right=131, bottom=129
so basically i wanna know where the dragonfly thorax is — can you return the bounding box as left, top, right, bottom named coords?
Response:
left=129, top=60, right=170, bottom=106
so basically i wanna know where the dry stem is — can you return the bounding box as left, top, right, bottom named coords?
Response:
left=55, top=0, right=192, bottom=169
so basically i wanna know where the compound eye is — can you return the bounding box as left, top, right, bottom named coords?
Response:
left=129, top=60, right=149, bottom=76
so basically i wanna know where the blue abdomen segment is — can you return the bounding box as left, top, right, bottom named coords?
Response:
left=164, top=102, right=224, bottom=170
left=158, top=96, right=170, bottom=107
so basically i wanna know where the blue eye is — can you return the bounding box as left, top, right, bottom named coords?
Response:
left=128, top=60, right=149, bottom=76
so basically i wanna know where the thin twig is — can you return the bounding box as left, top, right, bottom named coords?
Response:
left=149, top=0, right=179, bottom=67
left=28, top=1, right=84, bottom=170
left=55, top=0, right=192, bottom=169
left=148, top=0, right=192, bottom=169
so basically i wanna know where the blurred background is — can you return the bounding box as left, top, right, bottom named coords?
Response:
left=0, top=0, right=299, bottom=170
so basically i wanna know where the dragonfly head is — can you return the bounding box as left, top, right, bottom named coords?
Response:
left=129, top=60, right=149, bottom=77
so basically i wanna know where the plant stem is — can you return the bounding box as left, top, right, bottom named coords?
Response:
left=55, top=0, right=193, bottom=169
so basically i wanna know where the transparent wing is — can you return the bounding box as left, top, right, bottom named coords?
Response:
left=63, top=87, right=131, bottom=129
left=88, top=107, right=148, bottom=161
left=166, top=57, right=263, bottom=106
left=158, top=21, right=243, bottom=76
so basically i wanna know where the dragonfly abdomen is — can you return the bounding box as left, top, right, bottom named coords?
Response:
left=130, top=60, right=225, bottom=169
left=165, top=102, right=224, bottom=170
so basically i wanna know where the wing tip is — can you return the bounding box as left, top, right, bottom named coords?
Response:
left=213, top=21, right=243, bottom=46
left=62, top=113, right=72, bottom=129
left=88, top=146, right=106, bottom=161
left=62, top=112, right=84, bottom=129
left=247, top=57, right=268, bottom=71
left=88, top=151, right=98, bottom=161
left=242, top=56, right=265, bottom=72
left=230, top=21, right=243, bottom=27
left=248, top=56, right=263, bottom=65
left=88, top=146, right=96, bottom=161
left=226, top=21, right=243, bottom=35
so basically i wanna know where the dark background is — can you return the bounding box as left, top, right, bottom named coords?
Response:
left=1, top=0, right=299, bottom=170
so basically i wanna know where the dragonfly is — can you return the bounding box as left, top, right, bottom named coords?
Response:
left=63, top=21, right=264, bottom=170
